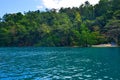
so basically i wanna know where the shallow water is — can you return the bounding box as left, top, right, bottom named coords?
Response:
left=0, top=47, right=120, bottom=80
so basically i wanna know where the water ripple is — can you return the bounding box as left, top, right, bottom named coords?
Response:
left=0, top=47, right=120, bottom=80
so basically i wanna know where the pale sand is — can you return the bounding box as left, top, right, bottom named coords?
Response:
left=92, top=44, right=117, bottom=47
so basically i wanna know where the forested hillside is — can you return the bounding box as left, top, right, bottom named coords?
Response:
left=0, top=0, right=120, bottom=47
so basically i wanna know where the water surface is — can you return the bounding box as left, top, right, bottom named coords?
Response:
left=0, top=47, right=120, bottom=80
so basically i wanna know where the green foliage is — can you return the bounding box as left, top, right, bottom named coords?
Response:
left=0, top=0, right=119, bottom=47
left=105, top=20, right=120, bottom=44
left=113, top=10, right=120, bottom=19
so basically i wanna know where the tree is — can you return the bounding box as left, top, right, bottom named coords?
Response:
left=105, top=20, right=120, bottom=45
left=0, top=0, right=120, bottom=46
left=94, top=0, right=112, bottom=17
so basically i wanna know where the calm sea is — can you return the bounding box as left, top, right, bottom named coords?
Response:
left=0, top=47, right=120, bottom=80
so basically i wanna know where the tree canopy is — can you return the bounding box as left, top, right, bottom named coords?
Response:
left=0, top=0, right=120, bottom=47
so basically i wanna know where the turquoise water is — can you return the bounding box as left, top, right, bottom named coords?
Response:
left=0, top=47, right=120, bottom=80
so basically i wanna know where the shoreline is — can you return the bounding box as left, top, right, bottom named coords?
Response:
left=0, top=44, right=119, bottom=48
left=91, top=44, right=118, bottom=47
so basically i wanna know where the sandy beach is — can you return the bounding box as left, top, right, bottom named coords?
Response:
left=92, top=44, right=118, bottom=47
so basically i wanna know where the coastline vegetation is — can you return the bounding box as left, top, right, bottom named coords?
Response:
left=0, top=0, right=120, bottom=47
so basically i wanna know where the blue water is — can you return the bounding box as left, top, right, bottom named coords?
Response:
left=0, top=47, right=120, bottom=80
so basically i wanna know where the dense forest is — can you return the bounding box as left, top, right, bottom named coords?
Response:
left=0, top=0, right=120, bottom=47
